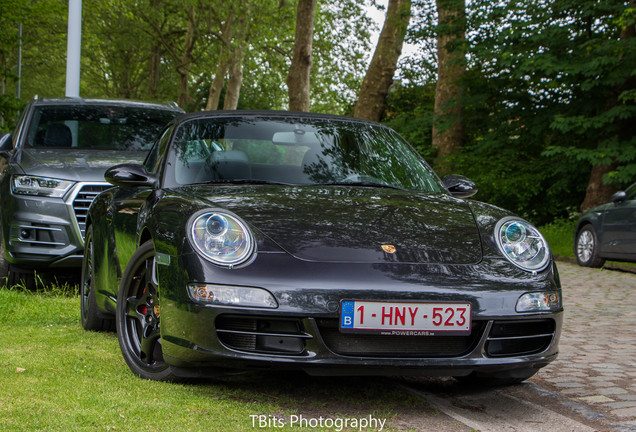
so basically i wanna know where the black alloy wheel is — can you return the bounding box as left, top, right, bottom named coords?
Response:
left=116, top=240, right=178, bottom=381
left=80, top=225, right=115, bottom=331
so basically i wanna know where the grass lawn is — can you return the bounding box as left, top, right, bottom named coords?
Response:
left=539, top=219, right=576, bottom=259
left=0, top=287, right=434, bottom=432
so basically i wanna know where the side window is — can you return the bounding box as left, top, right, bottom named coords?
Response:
left=626, top=184, right=636, bottom=201
left=144, top=126, right=173, bottom=174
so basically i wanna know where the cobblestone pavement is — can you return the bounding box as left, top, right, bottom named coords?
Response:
left=531, top=261, right=636, bottom=430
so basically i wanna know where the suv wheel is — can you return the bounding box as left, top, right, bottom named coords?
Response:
left=7, top=266, right=37, bottom=290
left=0, top=230, right=8, bottom=285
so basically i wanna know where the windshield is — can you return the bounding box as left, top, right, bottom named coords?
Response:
left=168, top=117, right=443, bottom=193
left=26, top=105, right=179, bottom=151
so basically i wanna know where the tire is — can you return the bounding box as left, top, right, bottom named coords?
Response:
left=575, top=225, right=605, bottom=268
left=455, top=368, right=538, bottom=387
left=2, top=228, right=39, bottom=290
left=80, top=226, right=115, bottom=331
left=116, top=240, right=179, bottom=381
left=0, top=229, right=8, bottom=286
left=7, top=265, right=37, bottom=290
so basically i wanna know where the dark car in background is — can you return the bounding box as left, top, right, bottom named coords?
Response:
left=82, top=111, right=562, bottom=384
left=0, top=97, right=183, bottom=287
left=574, top=182, right=636, bottom=267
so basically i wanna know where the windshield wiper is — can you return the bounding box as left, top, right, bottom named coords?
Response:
left=319, top=181, right=406, bottom=191
left=201, top=179, right=295, bottom=186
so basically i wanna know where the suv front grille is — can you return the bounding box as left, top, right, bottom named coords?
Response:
left=72, top=184, right=111, bottom=240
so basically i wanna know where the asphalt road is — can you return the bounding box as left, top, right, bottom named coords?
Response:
left=388, top=261, right=636, bottom=432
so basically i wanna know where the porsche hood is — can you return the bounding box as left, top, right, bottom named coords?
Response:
left=183, top=185, right=483, bottom=265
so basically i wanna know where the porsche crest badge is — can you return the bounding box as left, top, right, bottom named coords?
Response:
left=381, top=245, right=396, bottom=254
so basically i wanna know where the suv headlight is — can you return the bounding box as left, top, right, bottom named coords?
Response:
left=495, top=217, right=550, bottom=272
left=188, top=210, right=256, bottom=268
left=11, top=175, right=74, bottom=198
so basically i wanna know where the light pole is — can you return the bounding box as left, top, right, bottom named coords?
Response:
left=65, top=0, right=82, bottom=98
left=17, top=23, right=22, bottom=99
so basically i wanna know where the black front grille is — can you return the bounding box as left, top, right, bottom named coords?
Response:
left=485, top=319, right=556, bottom=357
left=72, top=184, right=111, bottom=240
left=11, top=223, right=65, bottom=249
left=316, top=319, right=485, bottom=358
left=215, top=315, right=311, bottom=355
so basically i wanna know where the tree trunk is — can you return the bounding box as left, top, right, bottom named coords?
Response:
left=353, top=0, right=412, bottom=122
left=432, top=0, right=466, bottom=170
left=148, top=42, right=161, bottom=98
left=580, top=162, right=618, bottom=211
left=177, top=6, right=198, bottom=109
left=223, top=47, right=244, bottom=110
left=286, top=0, right=316, bottom=112
left=205, top=11, right=235, bottom=111
left=147, top=0, right=162, bottom=98
left=206, top=57, right=229, bottom=110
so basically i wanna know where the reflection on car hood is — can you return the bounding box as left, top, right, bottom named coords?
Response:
left=180, top=185, right=483, bottom=265
left=18, top=148, right=147, bottom=182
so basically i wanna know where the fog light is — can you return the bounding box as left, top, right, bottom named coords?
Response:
left=187, top=283, right=278, bottom=308
left=516, top=291, right=561, bottom=312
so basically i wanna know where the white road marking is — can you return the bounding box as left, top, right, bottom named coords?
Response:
left=402, top=386, right=597, bottom=432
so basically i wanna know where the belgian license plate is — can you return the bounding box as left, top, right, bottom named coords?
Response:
left=339, top=300, right=472, bottom=336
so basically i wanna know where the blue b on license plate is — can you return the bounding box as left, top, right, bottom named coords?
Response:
left=340, top=300, right=472, bottom=336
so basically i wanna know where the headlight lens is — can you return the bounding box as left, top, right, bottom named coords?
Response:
left=188, top=210, right=255, bottom=268
left=516, top=291, right=561, bottom=312
left=11, top=175, right=74, bottom=198
left=495, top=217, right=550, bottom=272
left=187, top=283, right=277, bottom=308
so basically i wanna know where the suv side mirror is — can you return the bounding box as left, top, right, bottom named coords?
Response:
left=0, top=133, right=13, bottom=157
left=105, top=164, right=157, bottom=188
left=443, top=174, right=478, bottom=198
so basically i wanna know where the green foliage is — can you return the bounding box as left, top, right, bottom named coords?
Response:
left=0, top=94, right=24, bottom=132
left=383, top=82, right=436, bottom=160
left=539, top=218, right=577, bottom=259
left=464, top=0, right=636, bottom=202
left=0, top=0, right=373, bottom=114
left=0, top=0, right=66, bottom=121
left=312, top=0, right=374, bottom=114
left=388, top=0, right=635, bottom=225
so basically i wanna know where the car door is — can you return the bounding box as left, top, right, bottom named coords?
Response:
left=601, top=184, right=636, bottom=259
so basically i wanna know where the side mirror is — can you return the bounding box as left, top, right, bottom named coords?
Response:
left=611, top=191, right=626, bottom=204
left=443, top=174, right=478, bottom=198
left=105, top=164, right=157, bottom=188
left=0, top=133, right=13, bottom=157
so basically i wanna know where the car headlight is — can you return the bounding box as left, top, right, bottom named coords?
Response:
left=516, top=291, right=561, bottom=312
left=11, top=175, right=74, bottom=198
left=188, top=210, right=256, bottom=268
left=495, top=217, right=550, bottom=272
left=187, top=283, right=277, bottom=308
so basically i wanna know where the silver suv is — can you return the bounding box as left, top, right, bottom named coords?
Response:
left=0, top=97, right=183, bottom=288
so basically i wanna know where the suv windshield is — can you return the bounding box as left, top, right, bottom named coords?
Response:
left=26, top=105, right=178, bottom=151
left=169, top=117, right=443, bottom=193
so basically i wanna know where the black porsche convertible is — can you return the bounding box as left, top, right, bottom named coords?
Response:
left=81, top=111, right=562, bottom=384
